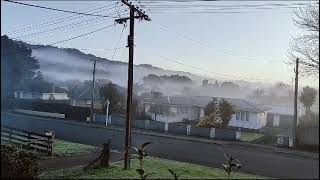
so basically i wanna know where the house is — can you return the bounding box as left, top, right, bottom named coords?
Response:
left=69, top=81, right=126, bottom=110
left=70, top=88, right=104, bottom=109
left=143, top=95, right=270, bottom=130
left=264, top=104, right=303, bottom=129
left=14, top=91, right=69, bottom=100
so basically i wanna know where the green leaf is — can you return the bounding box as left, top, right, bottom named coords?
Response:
left=224, top=153, right=231, bottom=160
left=136, top=169, right=144, bottom=176
left=222, top=164, right=230, bottom=172
left=131, top=147, right=139, bottom=153
left=168, top=169, right=175, bottom=176
left=236, top=163, right=242, bottom=170
left=140, top=142, right=152, bottom=150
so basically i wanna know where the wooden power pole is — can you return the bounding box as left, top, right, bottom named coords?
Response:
left=91, top=59, right=97, bottom=122
left=115, top=0, right=150, bottom=170
left=293, top=58, right=299, bottom=145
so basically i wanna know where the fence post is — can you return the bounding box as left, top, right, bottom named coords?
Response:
left=9, top=130, right=12, bottom=143
left=236, top=128, right=241, bottom=141
left=45, top=130, right=54, bottom=156
left=210, top=128, right=215, bottom=139
left=165, top=123, right=169, bottom=133
left=187, top=125, right=191, bottom=136
left=145, top=120, right=150, bottom=129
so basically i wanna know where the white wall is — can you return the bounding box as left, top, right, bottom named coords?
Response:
left=145, top=104, right=200, bottom=123
left=228, top=111, right=266, bottom=130
left=42, top=93, right=69, bottom=100
left=14, top=91, right=69, bottom=100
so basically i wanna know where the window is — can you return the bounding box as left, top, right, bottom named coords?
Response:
left=236, top=112, right=241, bottom=120
left=236, top=111, right=249, bottom=121
left=178, top=107, right=188, bottom=114
left=241, top=111, right=246, bottom=121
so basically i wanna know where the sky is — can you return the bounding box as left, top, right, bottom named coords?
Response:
left=1, top=0, right=319, bottom=88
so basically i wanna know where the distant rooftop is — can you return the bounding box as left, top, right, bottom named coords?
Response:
left=143, top=95, right=270, bottom=112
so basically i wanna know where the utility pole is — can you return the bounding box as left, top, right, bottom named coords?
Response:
left=90, top=59, right=97, bottom=122
left=115, top=0, right=150, bottom=170
left=293, top=58, right=299, bottom=146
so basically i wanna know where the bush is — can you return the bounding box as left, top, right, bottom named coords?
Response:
left=1, top=144, right=38, bottom=179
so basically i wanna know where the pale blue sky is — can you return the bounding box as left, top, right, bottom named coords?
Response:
left=1, top=1, right=318, bottom=87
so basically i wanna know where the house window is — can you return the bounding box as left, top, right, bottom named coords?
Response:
left=236, top=111, right=249, bottom=121
left=236, top=112, right=241, bottom=120
left=178, top=107, right=188, bottom=114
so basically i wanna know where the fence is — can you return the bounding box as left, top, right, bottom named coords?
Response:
left=1, top=125, right=54, bottom=156
left=10, top=99, right=91, bottom=121
left=297, top=126, right=319, bottom=146
left=99, top=115, right=239, bottom=141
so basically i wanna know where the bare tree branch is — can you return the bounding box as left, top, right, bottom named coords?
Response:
left=290, top=2, right=319, bottom=78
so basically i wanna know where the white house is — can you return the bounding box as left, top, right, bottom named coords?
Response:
left=14, top=91, right=69, bottom=100
left=143, top=95, right=270, bottom=130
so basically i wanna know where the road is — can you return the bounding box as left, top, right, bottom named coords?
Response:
left=1, top=112, right=319, bottom=179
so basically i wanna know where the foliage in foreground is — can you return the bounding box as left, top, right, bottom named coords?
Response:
left=131, top=142, right=155, bottom=180
left=1, top=144, right=38, bottom=179
left=39, top=157, right=261, bottom=179
left=222, top=153, right=242, bottom=179
left=168, top=169, right=188, bottom=180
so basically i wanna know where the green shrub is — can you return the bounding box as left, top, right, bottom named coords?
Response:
left=1, top=144, right=38, bottom=179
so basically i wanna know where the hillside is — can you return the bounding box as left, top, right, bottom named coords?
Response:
left=21, top=43, right=206, bottom=87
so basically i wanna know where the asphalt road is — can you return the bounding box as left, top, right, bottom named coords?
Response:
left=1, top=113, right=319, bottom=179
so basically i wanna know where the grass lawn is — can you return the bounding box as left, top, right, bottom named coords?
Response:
left=240, top=132, right=264, bottom=142
left=39, top=157, right=266, bottom=179
left=52, top=139, right=96, bottom=157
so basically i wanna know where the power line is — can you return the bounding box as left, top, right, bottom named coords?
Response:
left=136, top=47, right=271, bottom=81
left=10, top=10, right=128, bottom=40
left=4, top=0, right=119, bottom=18
left=111, top=25, right=126, bottom=60
left=2, top=23, right=116, bottom=57
left=5, top=2, right=121, bottom=35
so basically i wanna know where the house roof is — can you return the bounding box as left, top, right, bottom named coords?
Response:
left=143, top=95, right=270, bottom=112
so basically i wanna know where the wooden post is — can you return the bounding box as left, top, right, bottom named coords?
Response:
left=115, top=0, right=150, bottom=170
left=27, top=132, right=31, bottom=150
left=293, top=58, right=299, bottom=146
left=45, top=130, right=54, bottom=156
left=9, top=130, right=12, bottom=143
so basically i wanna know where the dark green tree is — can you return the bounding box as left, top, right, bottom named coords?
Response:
left=204, top=98, right=218, bottom=116
left=299, top=86, right=317, bottom=115
left=99, top=82, right=122, bottom=115
left=219, top=99, right=235, bottom=127
left=1, top=36, right=39, bottom=107
left=197, top=98, right=234, bottom=128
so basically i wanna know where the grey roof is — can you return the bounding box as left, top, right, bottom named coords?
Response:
left=143, top=96, right=270, bottom=112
